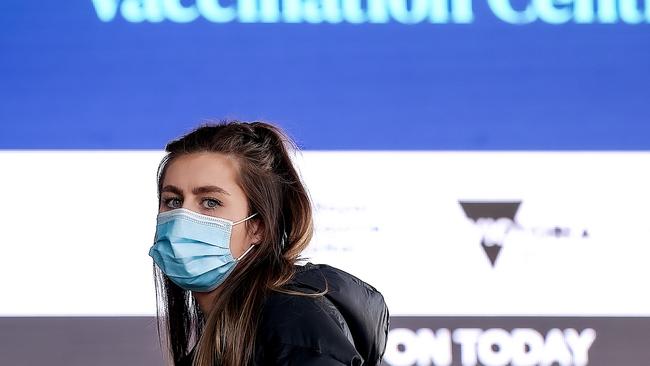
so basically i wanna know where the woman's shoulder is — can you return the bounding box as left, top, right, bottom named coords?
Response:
left=254, top=263, right=368, bottom=365
left=257, top=286, right=361, bottom=363
left=261, top=261, right=384, bottom=333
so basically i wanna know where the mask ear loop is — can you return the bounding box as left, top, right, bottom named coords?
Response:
left=236, top=243, right=256, bottom=261
left=233, top=212, right=258, bottom=225
left=234, top=212, right=259, bottom=261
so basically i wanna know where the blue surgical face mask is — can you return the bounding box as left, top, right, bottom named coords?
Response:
left=148, top=207, right=258, bottom=292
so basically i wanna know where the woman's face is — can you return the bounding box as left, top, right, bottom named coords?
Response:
left=159, top=152, right=261, bottom=259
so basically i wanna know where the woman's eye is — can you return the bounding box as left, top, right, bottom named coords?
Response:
left=164, top=198, right=182, bottom=209
left=202, top=198, right=222, bottom=209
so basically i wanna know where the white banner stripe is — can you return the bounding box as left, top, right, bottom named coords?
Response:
left=0, top=151, right=649, bottom=316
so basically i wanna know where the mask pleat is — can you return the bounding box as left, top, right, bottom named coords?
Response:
left=148, top=208, right=255, bottom=291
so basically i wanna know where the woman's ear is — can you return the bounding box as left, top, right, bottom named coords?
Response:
left=248, top=218, right=263, bottom=245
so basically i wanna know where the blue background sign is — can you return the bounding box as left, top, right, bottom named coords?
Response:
left=0, top=1, right=648, bottom=149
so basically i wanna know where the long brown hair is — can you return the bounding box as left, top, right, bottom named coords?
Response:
left=153, top=120, right=321, bottom=366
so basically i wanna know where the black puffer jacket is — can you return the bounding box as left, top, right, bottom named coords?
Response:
left=178, top=262, right=390, bottom=365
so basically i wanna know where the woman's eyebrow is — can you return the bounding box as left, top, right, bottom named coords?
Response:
left=193, top=185, right=231, bottom=196
left=162, top=184, right=231, bottom=196
left=162, top=185, right=183, bottom=195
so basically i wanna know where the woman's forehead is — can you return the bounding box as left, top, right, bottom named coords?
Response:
left=163, top=152, right=241, bottom=192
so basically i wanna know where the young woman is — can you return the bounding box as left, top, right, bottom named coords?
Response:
left=148, top=120, right=389, bottom=366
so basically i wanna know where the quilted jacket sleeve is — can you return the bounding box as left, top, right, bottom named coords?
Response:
left=269, top=343, right=363, bottom=366
left=255, top=291, right=365, bottom=366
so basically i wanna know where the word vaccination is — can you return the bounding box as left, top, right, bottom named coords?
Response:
left=92, top=0, right=650, bottom=24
